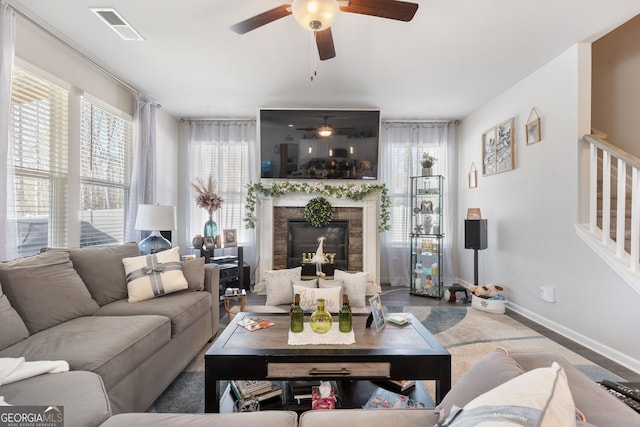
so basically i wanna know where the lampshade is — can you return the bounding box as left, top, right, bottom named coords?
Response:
left=135, top=204, right=176, bottom=255
left=135, top=204, right=176, bottom=231
left=292, top=0, right=339, bottom=31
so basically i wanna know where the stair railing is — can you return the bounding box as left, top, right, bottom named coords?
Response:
left=583, top=134, right=640, bottom=273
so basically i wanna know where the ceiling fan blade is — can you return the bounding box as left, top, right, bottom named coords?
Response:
left=340, top=0, right=418, bottom=22
left=315, top=27, right=336, bottom=61
left=230, top=4, right=292, bottom=34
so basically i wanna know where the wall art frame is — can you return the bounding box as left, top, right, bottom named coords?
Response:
left=525, top=108, right=541, bottom=145
left=482, top=117, right=515, bottom=176
left=468, top=162, right=478, bottom=188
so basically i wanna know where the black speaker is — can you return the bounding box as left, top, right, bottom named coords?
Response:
left=465, top=219, right=488, bottom=250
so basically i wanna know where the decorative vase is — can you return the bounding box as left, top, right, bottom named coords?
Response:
left=422, top=167, right=432, bottom=176
left=204, top=215, right=218, bottom=242
left=192, top=235, right=204, bottom=249
left=309, top=299, right=332, bottom=334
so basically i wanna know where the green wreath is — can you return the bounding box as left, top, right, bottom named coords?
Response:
left=304, top=197, right=334, bottom=227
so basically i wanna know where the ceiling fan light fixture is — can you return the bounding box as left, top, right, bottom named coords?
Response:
left=318, top=125, right=333, bottom=137
left=292, top=0, right=339, bottom=31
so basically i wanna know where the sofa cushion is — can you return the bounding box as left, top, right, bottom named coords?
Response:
left=294, top=284, right=342, bottom=313
left=102, top=411, right=299, bottom=427
left=43, top=242, right=140, bottom=306
left=264, top=267, right=302, bottom=306
left=183, top=256, right=205, bottom=291
left=0, top=370, right=111, bottom=426
left=0, top=315, right=170, bottom=390
left=333, top=270, right=369, bottom=307
left=0, top=251, right=100, bottom=334
left=122, top=247, right=188, bottom=302
left=437, top=347, right=525, bottom=418
left=298, top=408, right=440, bottom=427
left=94, top=290, right=211, bottom=337
left=0, top=283, right=29, bottom=351
left=442, top=362, right=576, bottom=427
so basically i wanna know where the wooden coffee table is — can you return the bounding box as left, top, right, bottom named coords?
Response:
left=204, top=312, right=451, bottom=412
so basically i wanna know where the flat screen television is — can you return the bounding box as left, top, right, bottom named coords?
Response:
left=259, top=108, right=380, bottom=180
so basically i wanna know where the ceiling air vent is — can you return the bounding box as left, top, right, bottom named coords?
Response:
left=90, top=8, right=144, bottom=41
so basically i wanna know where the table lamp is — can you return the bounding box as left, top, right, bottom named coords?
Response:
left=135, top=204, right=176, bottom=255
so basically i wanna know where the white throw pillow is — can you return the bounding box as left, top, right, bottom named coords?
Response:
left=442, top=362, right=576, bottom=427
left=292, top=278, right=318, bottom=288
left=264, top=267, right=302, bottom=306
left=333, top=270, right=369, bottom=307
left=293, top=284, right=342, bottom=313
left=122, top=247, right=188, bottom=303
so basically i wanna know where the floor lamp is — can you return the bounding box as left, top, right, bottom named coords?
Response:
left=464, top=219, right=488, bottom=286
left=135, top=204, right=176, bottom=255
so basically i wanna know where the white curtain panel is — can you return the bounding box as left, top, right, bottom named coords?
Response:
left=125, top=96, right=157, bottom=243
left=179, top=120, right=258, bottom=280
left=380, top=121, right=456, bottom=287
left=0, top=0, right=16, bottom=261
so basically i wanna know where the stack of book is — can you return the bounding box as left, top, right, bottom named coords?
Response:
left=229, top=380, right=283, bottom=411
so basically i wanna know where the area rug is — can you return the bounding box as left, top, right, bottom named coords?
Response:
left=147, top=305, right=624, bottom=413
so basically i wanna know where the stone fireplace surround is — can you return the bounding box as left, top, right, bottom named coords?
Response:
left=256, top=191, right=380, bottom=286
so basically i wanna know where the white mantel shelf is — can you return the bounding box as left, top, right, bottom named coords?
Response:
left=256, top=192, right=381, bottom=286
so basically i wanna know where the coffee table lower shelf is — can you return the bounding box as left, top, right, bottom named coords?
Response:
left=219, top=380, right=436, bottom=414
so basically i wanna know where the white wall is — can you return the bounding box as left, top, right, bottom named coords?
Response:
left=457, top=44, right=640, bottom=372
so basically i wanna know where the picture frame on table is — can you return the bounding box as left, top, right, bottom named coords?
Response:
left=224, top=229, right=237, bottom=247
left=368, top=294, right=386, bottom=332
left=203, top=236, right=216, bottom=250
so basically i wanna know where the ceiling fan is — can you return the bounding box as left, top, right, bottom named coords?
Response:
left=230, top=0, right=419, bottom=61
left=296, top=116, right=354, bottom=137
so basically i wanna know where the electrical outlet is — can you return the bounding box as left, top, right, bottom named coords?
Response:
left=540, top=286, right=555, bottom=303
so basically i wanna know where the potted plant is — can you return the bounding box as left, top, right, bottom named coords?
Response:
left=421, top=153, right=437, bottom=176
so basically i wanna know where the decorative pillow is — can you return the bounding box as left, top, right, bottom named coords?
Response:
left=437, top=347, right=525, bottom=418
left=318, top=278, right=343, bottom=289
left=332, top=270, right=369, bottom=307
left=182, top=257, right=205, bottom=291
left=42, top=242, right=140, bottom=305
left=264, top=267, right=302, bottom=306
left=122, top=247, right=188, bottom=302
left=441, top=362, right=576, bottom=427
left=293, top=284, right=342, bottom=313
left=0, top=251, right=100, bottom=334
left=0, top=283, right=29, bottom=351
left=292, top=278, right=318, bottom=288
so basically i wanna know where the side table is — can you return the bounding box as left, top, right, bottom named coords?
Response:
left=223, top=290, right=247, bottom=319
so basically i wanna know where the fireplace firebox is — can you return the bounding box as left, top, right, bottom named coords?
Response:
left=287, top=220, right=348, bottom=276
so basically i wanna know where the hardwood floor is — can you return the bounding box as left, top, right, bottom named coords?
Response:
left=226, top=284, right=640, bottom=382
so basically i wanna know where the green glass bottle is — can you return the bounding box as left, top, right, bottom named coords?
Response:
left=309, top=298, right=332, bottom=334
left=290, top=293, right=304, bottom=333
left=338, top=294, right=352, bottom=333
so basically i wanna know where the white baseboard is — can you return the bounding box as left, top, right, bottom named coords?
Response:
left=507, top=301, right=640, bottom=376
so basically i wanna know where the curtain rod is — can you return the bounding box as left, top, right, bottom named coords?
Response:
left=180, top=118, right=255, bottom=122
left=8, top=2, right=144, bottom=99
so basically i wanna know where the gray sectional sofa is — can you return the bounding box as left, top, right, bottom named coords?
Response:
left=0, top=243, right=219, bottom=425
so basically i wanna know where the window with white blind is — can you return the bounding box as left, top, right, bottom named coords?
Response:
left=8, top=66, right=133, bottom=257
left=10, top=67, right=69, bottom=257
left=79, top=98, right=132, bottom=246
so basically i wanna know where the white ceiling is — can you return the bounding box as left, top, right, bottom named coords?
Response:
left=7, top=0, right=640, bottom=120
